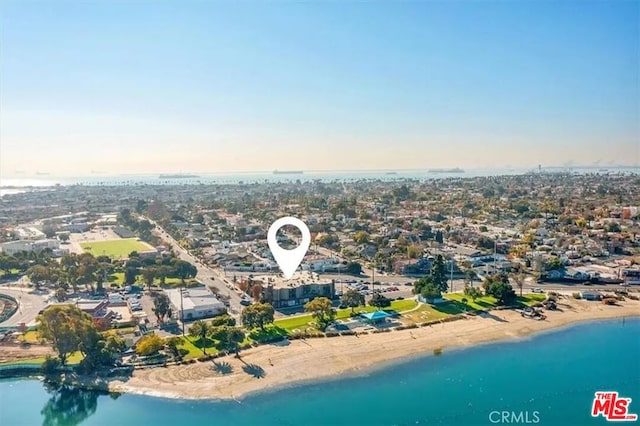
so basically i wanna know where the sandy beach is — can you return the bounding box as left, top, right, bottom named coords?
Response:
left=109, top=298, right=640, bottom=400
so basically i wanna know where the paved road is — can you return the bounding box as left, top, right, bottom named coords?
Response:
left=0, top=287, right=48, bottom=327
left=141, top=216, right=245, bottom=320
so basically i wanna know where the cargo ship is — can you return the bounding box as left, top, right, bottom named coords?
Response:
left=159, top=173, right=200, bottom=179
left=273, top=170, right=303, bottom=175
left=427, top=168, right=464, bottom=173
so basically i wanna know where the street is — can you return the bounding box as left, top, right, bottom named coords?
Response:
left=0, top=287, right=48, bottom=327
left=142, top=216, right=245, bottom=320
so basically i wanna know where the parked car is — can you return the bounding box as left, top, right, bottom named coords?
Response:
left=532, top=288, right=545, bottom=293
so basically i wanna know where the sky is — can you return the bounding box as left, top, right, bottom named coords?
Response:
left=1, top=0, right=639, bottom=178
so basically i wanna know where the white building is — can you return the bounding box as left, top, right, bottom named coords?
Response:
left=14, top=227, right=45, bottom=240
left=60, top=222, right=90, bottom=233
left=0, top=239, right=60, bottom=256
left=165, top=288, right=226, bottom=321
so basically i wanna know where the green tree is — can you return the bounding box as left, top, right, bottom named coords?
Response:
left=420, top=283, right=442, bottom=302
left=175, top=260, right=197, bottom=282
left=484, top=280, right=516, bottom=305
left=353, top=231, right=370, bottom=244
left=304, top=297, right=336, bottom=331
left=141, top=266, right=156, bottom=291
left=124, top=267, right=138, bottom=285
left=340, top=289, right=365, bottom=313
left=226, top=327, right=246, bottom=357
left=463, top=285, right=483, bottom=301
left=135, top=334, right=164, bottom=356
left=435, top=230, right=444, bottom=244
left=406, top=244, right=422, bottom=259
left=346, top=262, right=362, bottom=275
left=430, top=255, right=449, bottom=293
left=37, top=305, right=91, bottom=365
left=156, top=265, right=172, bottom=286
left=369, top=293, right=391, bottom=309
left=152, top=293, right=171, bottom=322
left=210, top=315, right=236, bottom=327
left=164, top=337, right=183, bottom=360
left=27, top=265, right=52, bottom=289
left=241, top=303, right=275, bottom=330
left=188, top=320, right=212, bottom=354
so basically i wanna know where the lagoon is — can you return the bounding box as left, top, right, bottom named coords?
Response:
left=1, top=318, right=638, bottom=426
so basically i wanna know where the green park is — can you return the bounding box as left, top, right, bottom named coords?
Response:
left=80, top=238, right=154, bottom=259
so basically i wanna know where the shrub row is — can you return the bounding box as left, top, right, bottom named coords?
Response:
left=395, top=324, right=418, bottom=331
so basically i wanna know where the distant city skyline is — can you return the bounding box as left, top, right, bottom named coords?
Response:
left=1, top=1, right=638, bottom=178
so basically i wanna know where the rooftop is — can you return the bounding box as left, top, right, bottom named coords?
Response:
left=248, top=271, right=333, bottom=289
left=165, top=288, right=225, bottom=310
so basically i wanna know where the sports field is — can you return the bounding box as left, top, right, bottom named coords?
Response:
left=79, top=238, right=154, bottom=259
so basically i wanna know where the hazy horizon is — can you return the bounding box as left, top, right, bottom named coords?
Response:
left=1, top=1, right=639, bottom=178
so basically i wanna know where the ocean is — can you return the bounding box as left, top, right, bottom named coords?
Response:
left=0, top=318, right=638, bottom=426
left=1, top=167, right=639, bottom=190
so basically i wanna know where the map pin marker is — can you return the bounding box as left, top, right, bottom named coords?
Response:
left=267, top=216, right=311, bottom=279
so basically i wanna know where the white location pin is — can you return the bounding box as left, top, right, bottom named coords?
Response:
left=267, top=216, right=311, bottom=280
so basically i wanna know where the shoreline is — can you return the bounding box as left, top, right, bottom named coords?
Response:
left=104, top=298, right=640, bottom=401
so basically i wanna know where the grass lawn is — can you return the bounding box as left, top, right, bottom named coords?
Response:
left=0, top=356, right=47, bottom=366
left=444, top=293, right=499, bottom=311
left=248, top=325, right=288, bottom=343
left=275, top=299, right=419, bottom=332
left=177, top=336, right=222, bottom=359
left=0, top=268, right=21, bottom=278
left=517, top=294, right=547, bottom=305
left=80, top=238, right=153, bottom=259
left=22, top=331, right=41, bottom=343
left=177, top=337, right=209, bottom=360
left=0, top=352, right=84, bottom=367
left=107, top=271, right=193, bottom=287
left=443, top=292, right=547, bottom=313
left=400, top=304, right=451, bottom=324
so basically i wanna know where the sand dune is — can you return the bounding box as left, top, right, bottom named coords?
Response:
left=109, top=298, right=640, bottom=400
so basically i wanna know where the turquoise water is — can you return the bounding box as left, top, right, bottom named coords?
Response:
left=1, top=318, right=638, bottom=426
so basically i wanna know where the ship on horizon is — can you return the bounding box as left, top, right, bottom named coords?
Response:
left=427, top=167, right=465, bottom=173
left=159, top=173, right=200, bottom=179
left=273, top=170, right=304, bottom=175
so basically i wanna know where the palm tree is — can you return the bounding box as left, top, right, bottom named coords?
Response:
left=227, top=327, right=245, bottom=358
left=141, top=267, right=157, bottom=292
left=188, top=320, right=212, bottom=354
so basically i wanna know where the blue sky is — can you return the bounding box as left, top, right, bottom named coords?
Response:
left=1, top=0, right=638, bottom=177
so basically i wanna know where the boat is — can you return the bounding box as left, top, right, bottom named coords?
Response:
left=273, top=170, right=303, bottom=175
left=385, top=171, right=398, bottom=175
left=159, top=173, right=200, bottom=179
left=427, top=168, right=465, bottom=173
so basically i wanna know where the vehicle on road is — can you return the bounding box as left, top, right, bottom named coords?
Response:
left=532, top=288, right=545, bottom=293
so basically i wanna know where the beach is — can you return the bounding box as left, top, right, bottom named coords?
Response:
left=109, top=298, right=640, bottom=400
